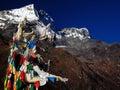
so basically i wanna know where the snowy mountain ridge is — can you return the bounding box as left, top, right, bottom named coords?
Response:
left=0, top=4, right=91, bottom=41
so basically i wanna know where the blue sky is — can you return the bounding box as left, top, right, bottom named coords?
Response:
left=0, top=0, right=120, bottom=43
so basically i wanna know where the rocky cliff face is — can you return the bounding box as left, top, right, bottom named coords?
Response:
left=0, top=4, right=120, bottom=90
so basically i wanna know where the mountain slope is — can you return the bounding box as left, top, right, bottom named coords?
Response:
left=0, top=38, right=120, bottom=90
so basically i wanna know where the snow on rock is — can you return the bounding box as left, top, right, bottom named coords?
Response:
left=38, top=10, right=56, bottom=31
left=0, top=22, right=5, bottom=29
left=39, top=10, right=54, bottom=23
left=0, top=17, right=7, bottom=21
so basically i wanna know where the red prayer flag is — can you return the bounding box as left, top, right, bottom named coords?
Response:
left=34, top=81, right=40, bottom=88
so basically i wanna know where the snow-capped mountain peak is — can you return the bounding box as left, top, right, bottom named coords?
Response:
left=59, top=27, right=91, bottom=40
left=7, top=4, right=39, bottom=22
left=0, top=4, right=39, bottom=29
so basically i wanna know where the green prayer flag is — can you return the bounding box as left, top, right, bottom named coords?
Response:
left=27, top=64, right=33, bottom=70
left=16, top=77, right=23, bottom=90
left=11, top=61, right=15, bottom=66
left=30, top=84, right=35, bottom=90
